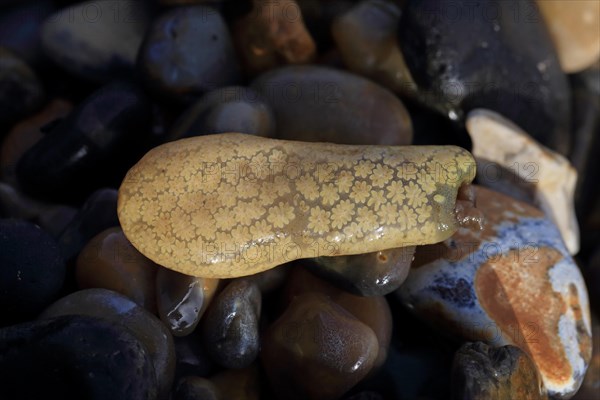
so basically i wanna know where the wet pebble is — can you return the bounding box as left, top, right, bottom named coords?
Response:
left=201, top=279, right=262, bottom=369
left=174, top=376, right=220, bottom=400
left=451, top=342, right=547, bottom=400
left=76, top=227, right=159, bottom=312
left=40, top=0, right=150, bottom=82
left=156, top=267, right=219, bottom=336
left=251, top=65, right=412, bottom=144
left=168, top=86, right=275, bottom=140
left=0, top=219, right=65, bottom=325
left=397, top=186, right=592, bottom=398
left=16, top=82, right=153, bottom=203
left=398, top=0, right=571, bottom=155
left=306, top=246, right=415, bottom=296
left=233, top=0, right=316, bottom=76
left=537, top=0, right=600, bottom=73
left=262, top=292, right=379, bottom=400
left=0, top=47, right=43, bottom=127
left=39, top=288, right=175, bottom=399
left=138, top=6, right=240, bottom=103
left=0, top=315, right=157, bottom=400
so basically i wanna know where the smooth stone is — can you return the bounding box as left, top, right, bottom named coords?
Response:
left=16, top=82, right=153, bottom=203
left=168, top=86, right=275, bottom=140
left=331, top=0, right=417, bottom=96
left=156, top=267, right=219, bottom=336
left=174, top=376, right=220, bottom=400
left=1, top=98, right=72, bottom=185
left=398, top=0, right=571, bottom=155
left=244, top=263, right=290, bottom=294
left=76, top=227, right=159, bottom=312
left=0, top=315, right=157, bottom=400
left=0, top=182, right=77, bottom=237
left=233, top=0, right=316, bottom=76
left=0, top=47, right=43, bottom=126
left=118, top=133, right=475, bottom=278
left=201, top=279, right=261, bottom=368
left=173, top=331, right=215, bottom=379
left=572, top=315, right=600, bottom=400
left=467, top=109, right=580, bottom=254
left=262, top=292, right=379, bottom=400
left=295, top=0, right=356, bottom=50
left=138, top=6, right=240, bottom=103
left=0, top=1, right=55, bottom=64
left=451, top=342, right=547, bottom=400
left=284, top=266, right=392, bottom=370
left=251, top=65, right=412, bottom=145
left=210, top=365, right=261, bottom=400
left=40, top=0, right=150, bottom=82
left=0, top=219, right=65, bottom=324
left=537, top=0, right=600, bottom=73
left=306, top=246, right=415, bottom=296
left=396, top=186, right=592, bottom=398
left=39, top=289, right=175, bottom=399
left=58, top=188, right=119, bottom=262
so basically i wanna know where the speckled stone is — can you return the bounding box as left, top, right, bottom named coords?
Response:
left=138, top=6, right=240, bottom=103
left=156, top=267, right=219, bottom=336
left=76, top=227, right=159, bottom=312
left=537, top=0, right=600, bottom=73
left=201, top=279, right=261, bottom=368
left=233, top=0, right=316, bottom=76
left=396, top=186, right=592, bottom=398
left=261, top=292, right=379, bottom=400
left=168, top=86, right=275, bottom=140
left=39, top=289, right=175, bottom=399
left=251, top=66, right=413, bottom=145
left=40, top=0, right=150, bottom=82
left=467, top=109, right=580, bottom=254
left=451, top=342, right=547, bottom=400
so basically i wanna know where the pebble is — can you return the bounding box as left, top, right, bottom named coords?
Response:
left=0, top=315, right=157, bottom=400
left=251, top=65, right=412, bottom=145
left=244, top=263, right=290, bottom=294
left=118, top=133, right=476, bottom=278
left=1, top=98, right=72, bottom=185
left=331, top=0, right=417, bottom=95
left=233, top=0, right=316, bottom=76
left=156, top=267, right=219, bottom=336
left=537, top=0, right=600, bottom=73
left=174, top=376, right=220, bottom=400
left=39, top=289, right=175, bottom=399
left=285, top=266, right=393, bottom=370
left=0, top=219, right=65, bottom=325
left=76, top=227, right=159, bottom=312
left=451, top=342, right=547, bottom=400
left=16, top=82, right=153, bottom=203
left=173, top=331, right=215, bottom=379
left=58, top=188, right=119, bottom=262
left=201, top=279, right=261, bottom=369
left=343, top=392, right=384, bottom=400
left=306, top=246, right=415, bottom=296
left=466, top=109, right=580, bottom=254
left=398, top=0, right=571, bottom=155
left=210, top=365, right=261, bottom=400
left=0, top=47, right=43, bottom=127
left=586, top=248, right=600, bottom=312
left=40, top=0, right=150, bottom=82
left=396, top=185, right=592, bottom=398
left=572, top=315, right=600, bottom=400
left=168, top=86, right=275, bottom=140
left=261, top=292, right=379, bottom=400
left=138, top=5, right=240, bottom=103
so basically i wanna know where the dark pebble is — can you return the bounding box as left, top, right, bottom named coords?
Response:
left=40, top=0, right=150, bottom=82
left=138, top=5, right=240, bottom=103
left=173, top=376, right=220, bottom=400
left=398, top=0, right=571, bottom=155
left=16, top=82, right=153, bottom=203
left=201, top=279, right=261, bottom=369
left=0, top=315, right=157, bottom=400
left=0, top=219, right=65, bottom=325
left=40, top=288, right=175, bottom=399
left=173, top=330, right=215, bottom=379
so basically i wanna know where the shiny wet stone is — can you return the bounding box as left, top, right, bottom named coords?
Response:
left=0, top=315, right=157, bottom=400
left=201, top=279, right=261, bottom=369
left=40, top=288, right=175, bottom=399
left=0, top=219, right=65, bottom=325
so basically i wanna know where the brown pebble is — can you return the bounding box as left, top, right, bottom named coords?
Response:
left=174, top=376, right=220, bottom=400
left=210, top=365, right=261, bottom=400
